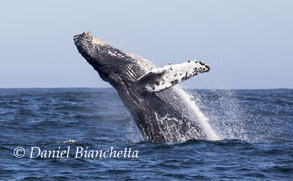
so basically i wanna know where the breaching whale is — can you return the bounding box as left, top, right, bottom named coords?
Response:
left=74, top=32, right=217, bottom=142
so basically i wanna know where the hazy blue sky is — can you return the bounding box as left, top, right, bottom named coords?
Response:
left=0, top=0, right=292, bottom=89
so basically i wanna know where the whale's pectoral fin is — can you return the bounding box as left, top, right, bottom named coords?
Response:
left=135, top=60, right=210, bottom=93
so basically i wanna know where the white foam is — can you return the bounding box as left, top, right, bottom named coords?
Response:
left=57, top=139, right=76, bottom=144
left=126, top=118, right=144, bottom=142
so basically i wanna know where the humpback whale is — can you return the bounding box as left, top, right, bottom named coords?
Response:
left=74, top=32, right=217, bottom=142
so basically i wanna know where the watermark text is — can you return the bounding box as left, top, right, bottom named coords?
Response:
left=14, top=146, right=138, bottom=159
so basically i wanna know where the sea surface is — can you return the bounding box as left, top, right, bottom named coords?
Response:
left=0, top=88, right=292, bottom=180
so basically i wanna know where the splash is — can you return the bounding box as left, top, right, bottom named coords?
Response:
left=174, top=87, right=219, bottom=141
left=193, top=89, right=250, bottom=141
left=210, top=90, right=247, bottom=141
left=126, top=118, right=144, bottom=143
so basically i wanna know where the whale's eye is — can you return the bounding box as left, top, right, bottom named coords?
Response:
left=99, top=64, right=111, bottom=73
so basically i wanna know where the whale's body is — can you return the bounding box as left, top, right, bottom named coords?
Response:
left=74, top=32, right=216, bottom=142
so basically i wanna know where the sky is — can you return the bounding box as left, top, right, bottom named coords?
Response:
left=0, top=0, right=292, bottom=89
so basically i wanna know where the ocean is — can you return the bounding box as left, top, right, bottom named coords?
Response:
left=0, top=88, right=292, bottom=180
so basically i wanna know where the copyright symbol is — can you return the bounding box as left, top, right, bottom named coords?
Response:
left=14, top=147, right=25, bottom=158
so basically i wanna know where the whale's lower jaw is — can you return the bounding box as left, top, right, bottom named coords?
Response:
left=74, top=32, right=212, bottom=142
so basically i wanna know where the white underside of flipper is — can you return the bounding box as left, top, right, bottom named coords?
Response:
left=137, top=60, right=210, bottom=93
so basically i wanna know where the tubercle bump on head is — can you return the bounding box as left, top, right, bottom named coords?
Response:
left=85, top=31, right=107, bottom=46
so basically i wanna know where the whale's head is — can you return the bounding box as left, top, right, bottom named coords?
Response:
left=74, top=32, right=149, bottom=88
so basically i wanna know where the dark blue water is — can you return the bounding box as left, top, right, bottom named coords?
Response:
left=0, top=88, right=292, bottom=180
